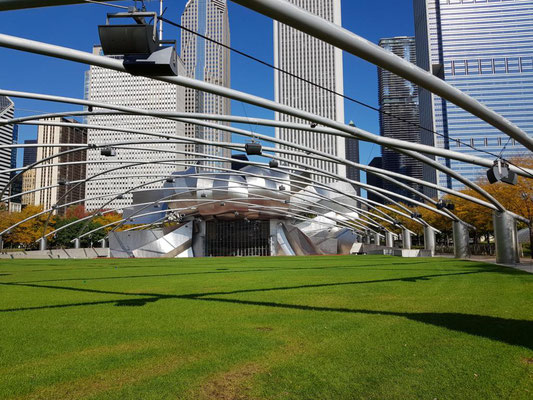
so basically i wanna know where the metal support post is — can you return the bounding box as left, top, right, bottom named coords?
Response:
left=493, top=211, right=520, bottom=264
left=365, top=234, right=371, bottom=245
left=74, top=238, right=80, bottom=249
left=373, top=232, right=380, bottom=246
left=424, top=226, right=436, bottom=256
left=402, top=228, right=411, bottom=250
left=100, top=238, right=107, bottom=249
left=39, top=237, right=47, bottom=251
left=385, top=232, right=394, bottom=248
left=453, top=221, right=470, bottom=259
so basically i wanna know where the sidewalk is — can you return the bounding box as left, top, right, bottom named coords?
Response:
left=437, top=254, right=533, bottom=274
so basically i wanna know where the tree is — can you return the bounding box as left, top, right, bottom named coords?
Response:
left=5, top=206, right=55, bottom=249
left=94, top=211, right=125, bottom=232
left=64, top=204, right=88, bottom=220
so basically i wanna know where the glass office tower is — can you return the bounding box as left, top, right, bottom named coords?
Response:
left=378, top=37, right=435, bottom=200
left=414, top=0, right=533, bottom=190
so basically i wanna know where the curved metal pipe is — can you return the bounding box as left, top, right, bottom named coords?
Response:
left=3, top=106, right=530, bottom=178
left=2, top=119, right=449, bottom=223
left=4, top=0, right=524, bottom=156
left=42, top=165, right=390, bottom=241
left=232, top=0, right=533, bottom=152
left=9, top=114, right=505, bottom=213
left=0, top=38, right=515, bottom=210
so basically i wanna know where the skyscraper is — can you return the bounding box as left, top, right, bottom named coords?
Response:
left=10, top=123, right=22, bottom=208
left=181, top=0, right=231, bottom=166
left=85, top=46, right=187, bottom=211
left=0, top=96, right=14, bottom=193
left=414, top=0, right=533, bottom=190
left=21, top=139, right=37, bottom=207
left=22, top=139, right=37, bottom=167
left=34, top=118, right=87, bottom=214
left=274, top=0, right=357, bottom=183
left=378, top=36, right=432, bottom=200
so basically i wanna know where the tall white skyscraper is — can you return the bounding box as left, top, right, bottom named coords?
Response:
left=181, top=0, right=231, bottom=166
left=84, top=46, right=187, bottom=211
left=0, top=96, right=14, bottom=191
left=274, top=0, right=356, bottom=183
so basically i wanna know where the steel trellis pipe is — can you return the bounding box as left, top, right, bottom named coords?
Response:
left=0, top=38, right=517, bottom=211
left=3, top=118, right=454, bottom=221
left=1, top=92, right=532, bottom=179
left=8, top=108, right=507, bottom=213
left=0, top=104, right=525, bottom=213
left=231, top=0, right=533, bottom=153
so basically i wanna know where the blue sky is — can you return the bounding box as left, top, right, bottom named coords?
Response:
left=0, top=0, right=415, bottom=177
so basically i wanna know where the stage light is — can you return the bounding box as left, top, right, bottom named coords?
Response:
left=245, top=142, right=262, bottom=155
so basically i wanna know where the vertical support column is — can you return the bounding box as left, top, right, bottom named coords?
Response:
left=39, top=237, right=47, bottom=251
left=0, top=236, right=3, bottom=251
left=99, top=238, right=107, bottom=249
left=73, top=238, right=80, bottom=249
left=365, top=233, right=371, bottom=245
left=493, top=211, right=520, bottom=264
left=373, top=232, right=380, bottom=246
left=424, top=226, right=436, bottom=256
left=402, top=228, right=411, bottom=250
left=453, top=221, right=470, bottom=259
left=385, top=232, right=394, bottom=248
left=269, top=219, right=278, bottom=256
left=192, top=219, right=207, bottom=257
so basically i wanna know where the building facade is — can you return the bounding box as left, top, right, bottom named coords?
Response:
left=21, top=139, right=37, bottom=206
left=378, top=36, right=434, bottom=200
left=34, top=118, right=87, bottom=214
left=181, top=0, right=231, bottom=166
left=9, top=123, right=22, bottom=208
left=0, top=96, right=14, bottom=196
left=414, top=0, right=533, bottom=190
left=274, top=0, right=357, bottom=183
left=85, top=46, right=186, bottom=211
left=366, top=156, right=384, bottom=205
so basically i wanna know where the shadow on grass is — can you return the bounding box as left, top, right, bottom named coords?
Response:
left=193, top=297, right=533, bottom=350
left=4, top=262, right=496, bottom=285
left=1, top=269, right=531, bottom=350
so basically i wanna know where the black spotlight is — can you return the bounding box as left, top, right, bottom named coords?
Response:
left=101, top=147, right=116, bottom=157
left=166, top=177, right=175, bottom=183
left=269, top=159, right=279, bottom=168
left=57, top=180, right=67, bottom=186
left=436, top=200, right=445, bottom=210
left=411, top=212, right=422, bottom=219
left=487, top=160, right=517, bottom=185
left=98, top=9, right=178, bottom=76
left=245, top=142, right=262, bottom=156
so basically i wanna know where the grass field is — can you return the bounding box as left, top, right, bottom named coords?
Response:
left=0, top=255, right=532, bottom=400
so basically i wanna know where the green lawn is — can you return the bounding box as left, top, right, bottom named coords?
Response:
left=0, top=255, right=531, bottom=400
